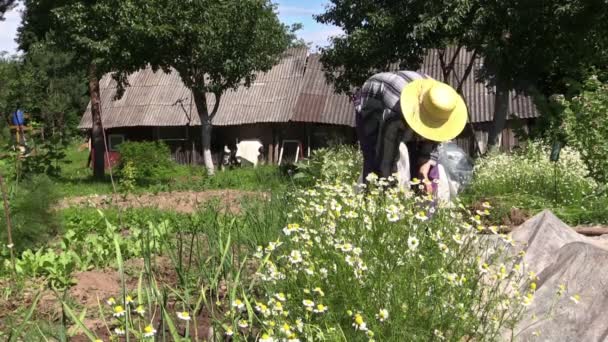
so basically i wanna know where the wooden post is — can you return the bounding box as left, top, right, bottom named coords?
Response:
left=268, top=128, right=275, bottom=165
left=306, top=124, right=312, bottom=158
left=274, top=127, right=280, bottom=165
left=0, top=172, right=16, bottom=276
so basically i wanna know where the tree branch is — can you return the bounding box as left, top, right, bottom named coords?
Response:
left=457, top=49, right=478, bottom=94
left=209, top=91, right=222, bottom=121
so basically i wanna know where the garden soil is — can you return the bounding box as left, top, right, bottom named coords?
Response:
left=508, top=210, right=608, bottom=342
left=58, top=190, right=269, bottom=213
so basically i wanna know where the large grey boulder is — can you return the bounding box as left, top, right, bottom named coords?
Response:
left=509, top=211, right=608, bottom=342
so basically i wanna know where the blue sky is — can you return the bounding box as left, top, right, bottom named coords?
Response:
left=0, top=0, right=339, bottom=55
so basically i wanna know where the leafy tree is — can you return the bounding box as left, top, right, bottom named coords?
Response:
left=317, top=0, right=608, bottom=149
left=0, top=43, right=88, bottom=137
left=18, top=0, right=155, bottom=179
left=561, top=76, right=608, bottom=185
left=142, top=0, right=290, bottom=174
left=0, top=0, right=15, bottom=20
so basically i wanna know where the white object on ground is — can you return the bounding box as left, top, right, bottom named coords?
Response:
left=236, top=140, right=263, bottom=166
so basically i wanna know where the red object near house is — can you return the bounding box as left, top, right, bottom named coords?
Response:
left=90, top=148, right=121, bottom=170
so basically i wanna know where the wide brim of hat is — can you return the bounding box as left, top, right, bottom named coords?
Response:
left=400, top=79, right=468, bottom=142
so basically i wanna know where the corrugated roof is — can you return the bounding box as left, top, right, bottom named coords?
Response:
left=291, top=54, right=355, bottom=127
left=418, top=47, right=539, bottom=123
left=79, top=47, right=308, bottom=129
left=79, top=46, right=538, bottom=130
left=211, top=47, right=308, bottom=126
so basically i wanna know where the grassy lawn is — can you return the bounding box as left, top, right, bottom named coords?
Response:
left=54, top=143, right=290, bottom=197
left=461, top=144, right=608, bottom=226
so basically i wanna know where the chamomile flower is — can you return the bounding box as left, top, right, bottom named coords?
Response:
left=106, top=297, right=116, bottom=306
left=482, top=202, right=492, bottom=209
left=280, top=323, right=293, bottom=335
left=274, top=293, right=287, bottom=302
left=143, top=325, right=156, bottom=338
left=302, top=299, right=315, bottom=310
left=283, top=224, right=299, bottom=236
left=353, top=313, right=368, bottom=331
left=177, top=311, right=191, bottom=321
left=254, top=246, right=264, bottom=258
left=256, top=302, right=270, bottom=316
left=387, top=212, right=400, bottom=222
left=232, top=299, right=245, bottom=311
left=266, top=240, right=283, bottom=253
left=296, top=319, right=304, bottom=332
left=238, top=319, right=249, bottom=329
left=125, top=295, right=135, bottom=306
left=313, top=304, right=328, bottom=313
left=312, top=287, right=325, bottom=297
left=414, top=209, right=429, bottom=221
left=113, top=305, right=126, bottom=318
left=259, top=333, right=274, bottom=342
left=479, top=262, right=490, bottom=274
left=366, top=173, right=379, bottom=183
left=134, top=305, right=145, bottom=316
left=570, top=294, right=581, bottom=304
left=407, top=236, right=420, bottom=251
left=453, top=234, right=464, bottom=245
left=376, top=309, right=389, bottom=322
left=289, top=250, right=303, bottom=264
left=6, top=243, right=13, bottom=249
left=522, top=293, right=534, bottom=307
left=225, top=327, right=234, bottom=336
left=114, top=327, right=125, bottom=336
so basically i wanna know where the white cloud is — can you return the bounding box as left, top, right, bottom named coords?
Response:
left=277, top=5, right=321, bottom=17
left=300, top=26, right=343, bottom=51
left=0, top=4, right=23, bottom=55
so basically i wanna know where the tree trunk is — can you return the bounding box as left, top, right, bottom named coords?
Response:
left=192, top=88, right=215, bottom=175
left=488, top=78, right=510, bottom=151
left=88, top=63, right=105, bottom=179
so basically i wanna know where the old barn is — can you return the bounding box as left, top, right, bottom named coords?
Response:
left=78, top=47, right=539, bottom=165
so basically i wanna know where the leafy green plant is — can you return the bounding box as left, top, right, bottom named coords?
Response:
left=561, top=76, right=608, bottom=185
left=118, top=141, right=174, bottom=183
left=294, top=144, right=363, bottom=185
left=464, top=141, right=607, bottom=225
left=0, top=175, right=61, bottom=252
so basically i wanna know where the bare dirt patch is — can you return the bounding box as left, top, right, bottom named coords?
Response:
left=58, top=190, right=269, bottom=213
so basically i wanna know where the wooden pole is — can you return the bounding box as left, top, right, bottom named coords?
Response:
left=0, top=172, right=16, bottom=276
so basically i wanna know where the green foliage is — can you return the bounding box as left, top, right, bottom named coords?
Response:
left=294, top=144, right=362, bottom=185
left=0, top=0, right=16, bottom=20
left=464, top=141, right=608, bottom=225
left=117, top=141, right=173, bottom=183
left=0, top=175, right=60, bottom=252
left=318, top=0, right=608, bottom=95
left=561, top=77, right=608, bottom=185
left=20, top=136, right=69, bottom=177
left=0, top=43, right=88, bottom=139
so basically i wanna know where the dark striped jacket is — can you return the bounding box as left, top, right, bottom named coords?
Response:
left=354, top=71, right=438, bottom=180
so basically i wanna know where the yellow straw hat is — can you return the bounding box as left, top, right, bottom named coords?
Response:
left=400, top=79, right=468, bottom=142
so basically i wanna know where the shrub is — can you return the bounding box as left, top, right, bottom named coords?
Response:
left=465, top=141, right=607, bottom=224
left=117, top=141, right=174, bottom=182
left=470, top=141, right=596, bottom=204
left=294, top=144, right=362, bottom=184
left=243, top=179, right=530, bottom=341
left=561, top=76, right=608, bottom=185
left=0, top=175, right=60, bottom=252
